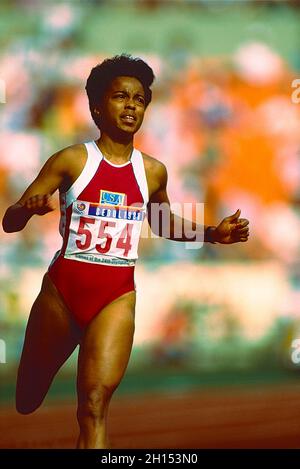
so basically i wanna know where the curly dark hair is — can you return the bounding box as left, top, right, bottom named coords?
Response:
left=85, top=53, right=155, bottom=128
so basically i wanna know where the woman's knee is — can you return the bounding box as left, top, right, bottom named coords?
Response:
left=15, top=386, right=43, bottom=415
left=16, top=398, right=39, bottom=415
left=16, top=367, right=51, bottom=415
left=77, top=384, right=116, bottom=422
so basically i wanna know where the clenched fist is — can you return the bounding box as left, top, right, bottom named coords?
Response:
left=23, top=194, right=56, bottom=216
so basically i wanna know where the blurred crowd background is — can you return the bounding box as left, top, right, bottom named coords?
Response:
left=1, top=0, right=300, bottom=402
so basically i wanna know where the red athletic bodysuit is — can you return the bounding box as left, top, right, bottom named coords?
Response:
left=48, top=141, right=149, bottom=327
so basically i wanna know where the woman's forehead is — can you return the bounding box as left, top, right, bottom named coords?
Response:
left=108, top=76, right=144, bottom=94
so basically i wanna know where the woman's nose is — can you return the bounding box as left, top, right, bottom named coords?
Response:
left=125, top=98, right=136, bottom=109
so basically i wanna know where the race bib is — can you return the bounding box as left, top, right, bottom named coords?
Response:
left=65, top=199, right=146, bottom=266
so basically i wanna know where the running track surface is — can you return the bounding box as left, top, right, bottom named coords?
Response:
left=0, top=384, right=300, bottom=448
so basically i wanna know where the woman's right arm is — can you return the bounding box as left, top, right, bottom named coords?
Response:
left=2, top=149, right=69, bottom=233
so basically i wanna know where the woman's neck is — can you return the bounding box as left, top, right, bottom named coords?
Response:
left=96, top=134, right=133, bottom=163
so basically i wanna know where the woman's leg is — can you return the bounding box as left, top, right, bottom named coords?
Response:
left=16, top=273, right=82, bottom=414
left=76, top=290, right=136, bottom=449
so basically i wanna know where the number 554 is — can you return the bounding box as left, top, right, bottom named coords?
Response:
left=75, top=217, right=133, bottom=257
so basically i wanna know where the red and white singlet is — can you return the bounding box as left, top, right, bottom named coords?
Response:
left=48, top=141, right=149, bottom=326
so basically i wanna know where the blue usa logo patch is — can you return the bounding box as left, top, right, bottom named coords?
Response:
left=100, top=190, right=125, bottom=206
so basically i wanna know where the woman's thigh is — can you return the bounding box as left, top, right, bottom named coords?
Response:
left=16, top=273, right=82, bottom=413
left=77, top=290, right=136, bottom=401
